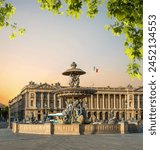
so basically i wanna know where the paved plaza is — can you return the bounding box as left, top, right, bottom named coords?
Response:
left=0, top=128, right=142, bottom=150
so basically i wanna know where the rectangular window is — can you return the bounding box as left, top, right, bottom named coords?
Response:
left=140, top=95, right=143, bottom=108
left=129, top=101, right=132, bottom=107
left=134, top=95, right=138, bottom=108
left=140, top=98, right=143, bottom=108
left=31, top=100, right=33, bottom=106
left=30, top=93, right=34, bottom=98
left=43, top=93, right=47, bottom=100
left=140, top=95, right=143, bottom=101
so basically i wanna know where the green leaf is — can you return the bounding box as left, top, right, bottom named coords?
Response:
left=127, top=62, right=141, bottom=79
left=18, top=28, right=26, bottom=35
left=125, top=47, right=134, bottom=61
left=9, top=32, right=17, bottom=40
left=104, top=25, right=110, bottom=30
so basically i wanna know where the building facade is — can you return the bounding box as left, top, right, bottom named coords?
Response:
left=9, top=81, right=143, bottom=122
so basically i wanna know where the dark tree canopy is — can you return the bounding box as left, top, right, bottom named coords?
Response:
left=0, top=0, right=143, bottom=79
left=0, top=106, right=8, bottom=121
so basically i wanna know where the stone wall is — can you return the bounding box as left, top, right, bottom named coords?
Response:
left=12, top=122, right=130, bottom=135
left=12, top=122, right=18, bottom=133
left=54, top=124, right=80, bottom=135
left=54, top=124, right=124, bottom=135
left=81, top=124, right=121, bottom=134
left=12, top=123, right=52, bottom=135
left=120, top=122, right=128, bottom=134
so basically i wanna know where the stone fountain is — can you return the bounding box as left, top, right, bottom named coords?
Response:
left=54, top=62, right=95, bottom=124
left=11, top=62, right=129, bottom=135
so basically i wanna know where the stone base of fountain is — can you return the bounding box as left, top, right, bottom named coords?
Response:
left=12, top=122, right=130, bottom=135
left=54, top=124, right=80, bottom=135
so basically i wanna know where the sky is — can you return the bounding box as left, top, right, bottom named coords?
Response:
left=0, top=0, right=142, bottom=105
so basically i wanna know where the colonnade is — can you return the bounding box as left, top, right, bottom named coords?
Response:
left=33, top=92, right=142, bottom=111
left=40, top=92, right=50, bottom=108
left=87, top=94, right=127, bottom=110
left=24, top=92, right=143, bottom=121
left=87, top=93, right=142, bottom=110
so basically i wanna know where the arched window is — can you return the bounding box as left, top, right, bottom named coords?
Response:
left=30, top=93, right=34, bottom=98
left=122, top=112, right=125, bottom=119
left=116, top=112, right=119, bottom=120
left=94, top=112, right=97, bottom=117
left=88, top=112, right=91, bottom=119
left=105, top=112, right=108, bottom=120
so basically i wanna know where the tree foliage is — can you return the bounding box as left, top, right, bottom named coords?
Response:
left=0, top=0, right=25, bottom=39
left=105, top=0, right=143, bottom=79
left=0, top=0, right=143, bottom=79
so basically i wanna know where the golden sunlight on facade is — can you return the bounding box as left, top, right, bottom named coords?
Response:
left=9, top=81, right=143, bottom=122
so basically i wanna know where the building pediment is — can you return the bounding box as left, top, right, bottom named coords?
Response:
left=134, top=86, right=143, bottom=92
left=37, top=83, right=54, bottom=89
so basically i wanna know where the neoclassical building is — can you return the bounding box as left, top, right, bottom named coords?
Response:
left=9, top=81, right=143, bottom=122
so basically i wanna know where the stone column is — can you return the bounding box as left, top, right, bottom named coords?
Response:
left=41, top=92, right=43, bottom=109
left=102, top=112, right=105, bottom=120
left=97, top=94, right=99, bottom=109
left=97, top=111, right=100, bottom=120
left=114, top=94, right=116, bottom=109
left=59, top=98, right=62, bottom=109
left=102, top=94, right=105, bottom=109
left=54, top=94, right=57, bottom=109
left=61, top=98, right=64, bottom=109
left=108, top=112, right=110, bottom=120
left=91, top=95, right=93, bottom=109
left=25, top=93, right=28, bottom=109
left=127, top=94, right=129, bottom=109
left=119, top=111, right=122, bottom=119
left=125, top=94, right=127, bottom=120
left=124, top=94, right=127, bottom=108
left=87, top=97, right=90, bottom=109
left=47, top=93, right=50, bottom=108
left=137, top=94, right=140, bottom=109
left=34, top=93, right=36, bottom=109
left=26, top=92, right=29, bottom=108
left=119, top=94, right=121, bottom=109
left=108, top=94, right=110, bottom=109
